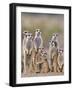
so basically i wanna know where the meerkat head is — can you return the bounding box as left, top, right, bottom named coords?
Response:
left=53, top=33, right=58, bottom=37
left=36, top=29, right=40, bottom=32
left=23, top=31, right=28, bottom=38
left=41, top=49, right=47, bottom=59
left=35, top=29, right=41, bottom=37
left=27, top=32, right=33, bottom=40
left=51, top=41, right=57, bottom=47
left=54, top=33, right=58, bottom=37
left=58, top=49, right=63, bottom=56
left=38, top=48, right=44, bottom=53
left=52, top=33, right=58, bottom=41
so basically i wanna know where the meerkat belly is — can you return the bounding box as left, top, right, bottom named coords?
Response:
left=58, top=56, right=64, bottom=68
left=26, top=40, right=32, bottom=50
left=51, top=48, right=58, bottom=59
left=35, top=37, right=41, bottom=48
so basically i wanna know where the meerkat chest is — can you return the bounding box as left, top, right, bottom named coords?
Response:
left=34, top=37, right=41, bottom=47
left=58, top=54, right=64, bottom=65
left=26, top=40, right=32, bottom=49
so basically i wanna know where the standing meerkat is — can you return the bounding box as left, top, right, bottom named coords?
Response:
left=57, top=49, right=64, bottom=72
left=23, top=32, right=33, bottom=73
left=51, top=41, right=58, bottom=72
left=22, top=31, right=28, bottom=54
left=22, top=31, right=28, bottom=73
left=48, top=33, right=59, bottom=72
left=25, top=32, right=33, bottom=55
left=48, top=41, right=58, bottom=72
left=34, top=29, right=43, bottom=53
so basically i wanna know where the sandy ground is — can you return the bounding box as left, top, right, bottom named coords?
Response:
left=21, top=72, right=64, bottom=77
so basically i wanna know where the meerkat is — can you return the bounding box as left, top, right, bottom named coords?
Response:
left=34, top=48, right=42, bottom=73
left=57, top=49, right=64, bottom=72
left=34, top=29, right=43, bottom=53
left=23, top=32, right=33, bottom=73
left=25, top=32, right=33, bottom=55
left=50, top=33, right=59, bottom=50
left=51, top=41, right=58, bottom=72
left=22, top=31, right=28, bottom=74
left=39, top=49, right=49, bottom=73
left=22, top=31, right=28, bottom=55
left=48, top=40, right=58, bottom=72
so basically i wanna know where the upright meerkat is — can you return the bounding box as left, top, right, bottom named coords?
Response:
left=23, top=32, right=33, bottom=73
left=48, top=33, right=59, bottom=72
left=22, top=31, right=28, bottom=73
left=34, top=29, right=43, bottom=53
left=57, top=49, right=64, bottom=72
left=25, top=32, right=33, bottom=55
left=48, top=41, right=58, bottom=72
left=51, top=41, right=58, bottom=72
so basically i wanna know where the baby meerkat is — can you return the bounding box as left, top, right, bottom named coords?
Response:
left=40, top=50, right=49, bottom=73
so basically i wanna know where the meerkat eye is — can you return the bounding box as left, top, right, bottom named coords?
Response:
left=28, top=35, right=30, bottom=36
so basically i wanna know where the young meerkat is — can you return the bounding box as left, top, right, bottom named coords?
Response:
left=57, top=49, right=64, bottom=72
left=40, top=50, right=49, bottom=73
